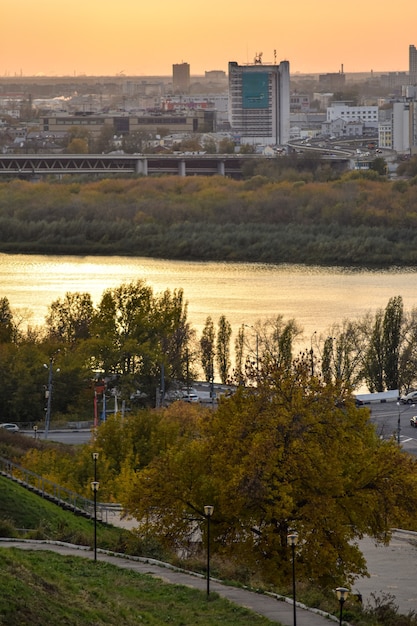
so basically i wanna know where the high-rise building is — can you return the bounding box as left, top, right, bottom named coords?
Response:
left=172, top=62, right=190, bottom=94
left=228, top=59, right=290, bottom=145
left=409, top=45, right=417, bottom=85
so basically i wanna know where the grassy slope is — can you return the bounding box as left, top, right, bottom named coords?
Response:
left=0, top=549, right=276, bottom=626
left=0, top=477, right=277, bottom=625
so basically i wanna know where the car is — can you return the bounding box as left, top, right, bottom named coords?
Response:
left=181, top=390, right=200, bottom=403
left=400, top=391, right=417, bottom=404
left=410, top=416, right=417, bottom=427
left=0, top=423, right=19, bottom=432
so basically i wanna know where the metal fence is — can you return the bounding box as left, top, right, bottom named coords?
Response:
left=0, top=456, right=122, bottom=524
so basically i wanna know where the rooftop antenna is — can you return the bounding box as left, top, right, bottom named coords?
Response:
left=274, top=49, right=277, bottom=64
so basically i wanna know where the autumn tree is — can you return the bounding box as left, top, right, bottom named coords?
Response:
left=121, top=356, right=417, bottom=588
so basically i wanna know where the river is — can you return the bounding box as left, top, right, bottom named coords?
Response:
left=1, top=253, right=417, bottom=350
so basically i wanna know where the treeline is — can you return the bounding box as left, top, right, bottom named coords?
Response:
left=1, top=170, right=417, bottom=265
left=1, top=283, right=417, bottom=424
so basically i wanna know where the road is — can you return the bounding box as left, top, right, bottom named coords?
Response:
left=368, top=401, right=417, bottom=455
left=22, top=400, right=417, bottom=450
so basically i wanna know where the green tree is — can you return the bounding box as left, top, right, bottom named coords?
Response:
left=383, top=295, right=403, bottom=390
left=0, top=297, right=15, bottom=343
left=45, top=292, right=94, bottom=345
left=363, top=310, right=385, bottom=392
left=216, top=315, right=231, bottom=383
left=200, top=316, right=215, bottom=382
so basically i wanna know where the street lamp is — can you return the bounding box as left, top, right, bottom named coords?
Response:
left=91, top=480, right=100, bottom=561
left=92, top=452, right=99, bottom=482
left=287, top=532, right=298, bottom=626
left=396, top=402, right=415, bottom=445
left=336, top=587, right=349, bottom=626
left=43, top=351, right=60, bottom=439
left=204, top=505, right=214, bottom=597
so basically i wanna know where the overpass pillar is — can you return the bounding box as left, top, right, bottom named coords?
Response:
left=135, top=157, right=148, bottom=176
left=217, top=160, right=225, bottom=176
left=178, top=160, right=186, bottom=176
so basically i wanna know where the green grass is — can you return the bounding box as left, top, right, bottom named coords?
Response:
left=0, top=476, right=129, bottom=547
left=0, top=476, right=279, bottom=624
left=0, top=549, right=277, bottom=625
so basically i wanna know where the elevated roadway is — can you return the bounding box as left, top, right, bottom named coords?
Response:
left=0, top=153, right=256, bottom=178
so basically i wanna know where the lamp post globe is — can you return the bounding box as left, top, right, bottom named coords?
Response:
left=336, top=587, right=349, bottom=625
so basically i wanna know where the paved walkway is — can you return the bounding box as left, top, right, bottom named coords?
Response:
left=2, top=530, right=417, bottom=623
left=0, top=539, right=338, bottom=626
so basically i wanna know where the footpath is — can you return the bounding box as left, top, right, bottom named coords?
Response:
left=0, top=538, right=338, bottom=626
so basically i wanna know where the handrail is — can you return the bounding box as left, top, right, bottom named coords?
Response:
left=0, top=456, right=121, bottom=523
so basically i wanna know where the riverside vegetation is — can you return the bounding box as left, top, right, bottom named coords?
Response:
left=0, top=153, right=417, bottom=265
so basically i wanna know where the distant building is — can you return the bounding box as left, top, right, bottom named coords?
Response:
left=327, top=102, right=379, bottom=128
left=41, top=109, right=215, bottom=138
left=290, top=94, right=310, bottom=112
left=318, top=72, right=345, bottom=91
left=409, top=45, right=417, bottom=85
left=228, top=59, right=290, bottom=145
left=205, top=70, right=226, bottom=81
left=172, top=63, right=190, bottom=94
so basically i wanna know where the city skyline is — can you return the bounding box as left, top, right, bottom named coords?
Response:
left=1, top=0, right=415, bottom=78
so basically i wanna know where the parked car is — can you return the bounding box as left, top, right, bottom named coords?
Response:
left=410, top=416, right=417, bottom=427
left=400, top=391, right=417, bottom=404
left=0, top=423, right=19, bottom=432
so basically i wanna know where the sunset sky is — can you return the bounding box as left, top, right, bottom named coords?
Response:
left=2, top=0, right=415, bottom=77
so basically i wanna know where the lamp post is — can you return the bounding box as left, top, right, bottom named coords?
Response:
left=396, top=402, right=414, bottom=445
left=91, top=480, right=100, bottom=561
left=43, top=351, right=60, bottom=440
left=336, top=587, right=349, bottom=626
left=204, top=505, right=214, bottom=597
left=287, top=532, right=298, bottom=626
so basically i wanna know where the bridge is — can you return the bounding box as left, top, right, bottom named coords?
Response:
left=0, top=153, right=258, bottom=178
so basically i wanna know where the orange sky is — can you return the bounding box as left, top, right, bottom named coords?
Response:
left=1, top=0, right=415, bottom=77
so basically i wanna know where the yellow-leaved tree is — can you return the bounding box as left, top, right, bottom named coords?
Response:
left=121, top=355, right=417, bottom=588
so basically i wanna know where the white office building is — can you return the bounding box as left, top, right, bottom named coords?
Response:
left=228, top=60, right=290, bottom=145
left=326, top=102, right=379, bottom=128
